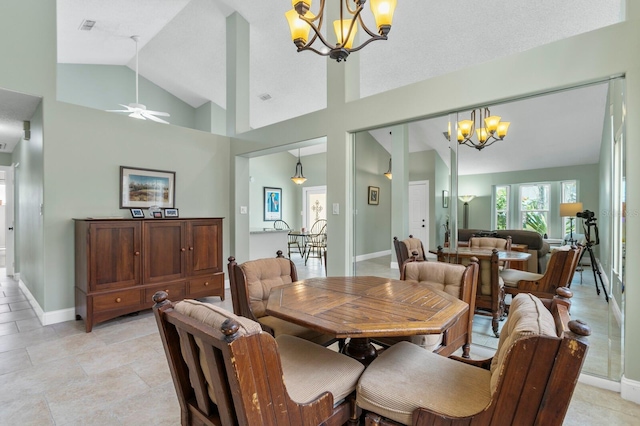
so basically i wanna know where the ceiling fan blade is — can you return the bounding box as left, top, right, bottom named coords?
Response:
left=142, top=113, right=169, bottom=124
left=128, top=112, right=146, bottom=120
left=143, top=109, right=170, bottom=117
left=106, top=109, right=130, bottom=113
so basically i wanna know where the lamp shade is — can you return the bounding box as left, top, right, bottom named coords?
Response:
left=459, top=195, right=476, bottom=203
left=560, top=202, right=583, bottom=217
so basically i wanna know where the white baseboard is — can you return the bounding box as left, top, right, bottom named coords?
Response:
left=579, top=373, right=621, bottom=392
left=621, top=375, right=640, bottom=404
left=13, top=272, right=20, bottom=281
left=355, top=250, right=391, bottom=263
left=19, top=279, right=76, bottom=326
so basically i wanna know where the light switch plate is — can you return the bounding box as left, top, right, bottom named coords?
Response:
left=332, top=203, right=339, bottom=215
left=240, top=206, right=248, bottom=214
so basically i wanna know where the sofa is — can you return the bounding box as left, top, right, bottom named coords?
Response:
left=456, top=229, right=550, bottom=273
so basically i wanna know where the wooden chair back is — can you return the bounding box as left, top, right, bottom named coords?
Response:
left=273, top=219, right=290, bottom=230
left=152, top=292, right=355, bottom=425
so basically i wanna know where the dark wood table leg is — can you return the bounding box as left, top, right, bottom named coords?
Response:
left=341, top=337, right=378, bottom=366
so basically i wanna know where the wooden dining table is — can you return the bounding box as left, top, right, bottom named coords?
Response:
left=431, top=246, right=531, bottom=264
left=266, top=276, right=469, bottom=365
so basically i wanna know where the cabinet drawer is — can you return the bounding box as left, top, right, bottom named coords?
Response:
left=93, top=289, right=142, bottom=312
left=189, top=274, right=223, bottom=297
left=144, top=282, right=186, bottom=304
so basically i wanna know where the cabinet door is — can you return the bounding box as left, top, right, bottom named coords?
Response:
left=89, top=221, right=141, bottom=291
left=143, top=221, right=186, bottom=283
left=188, top=219, right=222, bottom=276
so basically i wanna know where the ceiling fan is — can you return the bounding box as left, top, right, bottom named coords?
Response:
left=107, top=36, right=170, bottom=124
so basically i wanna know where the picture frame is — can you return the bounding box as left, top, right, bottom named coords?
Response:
left=443, top=190, right=449, bottom=208
left=263, top=187, right=282, bottom=221
left=152, top=211, right=163, bottom=218
left=120, top=166, right=175, bottom=209
left=130, top=208, right=145, bottom=218
left=164, top=208, right=179, bottom=218
left=368, top=186, right=380, bottom=205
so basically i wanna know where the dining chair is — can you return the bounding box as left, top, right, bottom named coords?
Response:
left=468, top=236, right=511, bottom=337
left=305, top=219, right=327, bottom=265
left=152, top=292, right=364, bottom=426
left=393, top=235, right=426, bottom=276
left=227, top=251, right=334, bottom=345
left=356, top=289, right=590, bottom=426
left=273, top=219, right=303, bottom=258
left=373, top=258, right=479, bottom=358
left=500, top=245, right=582, bottom=302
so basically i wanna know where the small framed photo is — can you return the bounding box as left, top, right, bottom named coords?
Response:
left=368, top=186, right=380, bottom=205
left=443, top=190, right=449, bottom=208
left=130, top=208, right=145, bottom=218
left=152, top=211, right=163, bottom=218
left=164, top=208, right=179, bottom=218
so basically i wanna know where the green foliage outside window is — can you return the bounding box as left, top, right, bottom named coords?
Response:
left=496, top=187, right=508, bottom=230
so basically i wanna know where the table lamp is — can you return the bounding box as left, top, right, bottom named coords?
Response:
left=560, top=202, right=583, bottom=243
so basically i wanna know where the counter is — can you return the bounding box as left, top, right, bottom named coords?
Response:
left=249, top=228, right=290, bottom=260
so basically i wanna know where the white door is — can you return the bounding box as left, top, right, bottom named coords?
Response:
left=408, top=181, right=429, bottom=247
left=302, top=186, right=327, bottom=230
left=4, top=165, right=14, bottom=276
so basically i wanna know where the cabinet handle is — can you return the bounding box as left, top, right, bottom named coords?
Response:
left=135, top=251, right=140, bottom=256
left=115, top=297, right=122, bottom=303
left=189, top=247, right=194, bottom=251
left=204, top=282, right=209, bottom=286
left=181, top=248, right=186, bottom=252
left=165, top=289, right=169, bottom=294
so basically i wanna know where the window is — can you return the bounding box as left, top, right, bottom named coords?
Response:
left=520, top=184, right=550, bottom=236
left=495, top=185, right=509, bottom=230
left=561, top=180, right=577, bottom=235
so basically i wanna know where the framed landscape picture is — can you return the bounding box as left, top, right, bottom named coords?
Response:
left=120, top=166, right=175, bottom=209
left=264, top=187, right=282, bottom=221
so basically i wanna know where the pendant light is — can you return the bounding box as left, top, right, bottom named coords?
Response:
left=291, top=149, right=307, bottom=184
left=384, top=158, right=392, bottom=179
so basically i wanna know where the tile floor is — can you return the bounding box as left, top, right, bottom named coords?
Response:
left=0, top=259, right=638, bottom=425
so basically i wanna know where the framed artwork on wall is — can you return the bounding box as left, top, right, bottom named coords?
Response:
left=120, top=166, right=175, bottom=209
left=443, top=190, right=449, bottom=208
left=264, top=187, right=282, bottom=221
left=368, top=186, right=380, bottom=205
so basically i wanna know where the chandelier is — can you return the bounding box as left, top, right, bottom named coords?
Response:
left=446, top=108, right=510, bottom=151
left=285, top=0, right=398, bottom=62
left=291, top=149, right=307, bottom=184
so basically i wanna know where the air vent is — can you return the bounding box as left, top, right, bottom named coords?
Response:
left=79, top=19, right=96, bottom=31
left=0, top=143, right=6, bottom=150
left=258, top=93, right=272, bottom=101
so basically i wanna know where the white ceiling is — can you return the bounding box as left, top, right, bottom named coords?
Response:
left=0, top=1, right=623, bottom=165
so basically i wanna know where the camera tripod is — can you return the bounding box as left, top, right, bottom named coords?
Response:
left=578, top=220, right=609, bottom=303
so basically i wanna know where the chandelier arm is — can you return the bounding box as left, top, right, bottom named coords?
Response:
left=300, top=15, right=339, bottom=50
left=345, top=0, right=361, bottom=15
left=297, top=45, right=332, bottom=56
left=356, top=14, right=383, bottom=39
left=347, top=34, right=388, bottom=52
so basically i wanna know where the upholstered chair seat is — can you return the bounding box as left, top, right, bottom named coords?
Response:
left=356, top=291, right=590, bottom=426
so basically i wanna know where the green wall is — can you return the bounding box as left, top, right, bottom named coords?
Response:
left=458, top=164, right=600, bottom=235
left=57, top=64, right=197, bottom=130
left=355, top=132, right=392, bottom=256
left=0, top=153, right=12, bottom=166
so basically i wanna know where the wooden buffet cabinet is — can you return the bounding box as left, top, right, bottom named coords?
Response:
left=74, top=217, right=224, bottom=332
